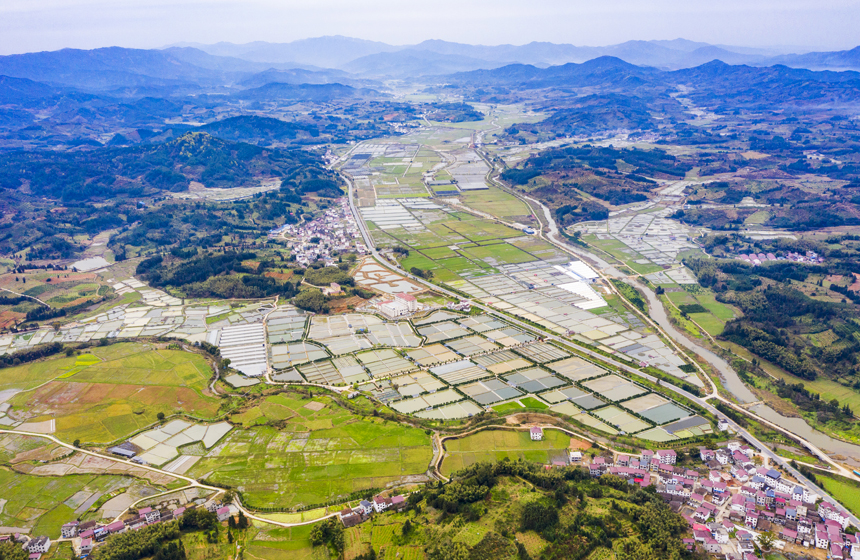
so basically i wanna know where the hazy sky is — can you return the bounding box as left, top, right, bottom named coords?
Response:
left=1, top=0, right=857, bottom=55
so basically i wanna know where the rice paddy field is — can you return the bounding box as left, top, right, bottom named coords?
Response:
left=665, top=288, right=739, bottom=337
left=243, top=525, right=317, bottom=560
left=0, top=467, right=145, bottom=536
left=369, top=200, right=553, bottom=284
left=440, top=429, right=571, bottom=476
left=188, top=393, right=433, bottom=509
left=3, top=343, right=222, bottom=444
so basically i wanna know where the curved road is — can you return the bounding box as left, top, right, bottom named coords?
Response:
left=0, top=428, right=340, bottom=530
left=341, top=157, right=860, bottom=527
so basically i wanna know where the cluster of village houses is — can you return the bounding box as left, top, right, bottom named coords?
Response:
left=736, top=251, right=824, bottom=266
left=4, top=491, right=413, bottom=559
left=338, top=494, right=409, bottom=528
left=4, top=501, right=235, bottom=559
left=268, top=198, right=366, bottom=266
left=580, top=437, right=856, bottom=559
left=5, top=432, right=856, bottom=560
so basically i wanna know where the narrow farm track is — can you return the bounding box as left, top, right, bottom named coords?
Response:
left=0, top=428, right=342, bottom=529
left=340, top=133, right=860, bottom=526
left=0, top=286, right=50, bottom=308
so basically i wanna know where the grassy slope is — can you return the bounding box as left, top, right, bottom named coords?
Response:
left=441, top=429, right=571, bottom=477
left=4, top=343, right=220, bottom=444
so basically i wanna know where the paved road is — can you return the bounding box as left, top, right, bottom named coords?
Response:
left=0, top=428, right=341, bottom=529
left=342, top=160, right=860, bottom=528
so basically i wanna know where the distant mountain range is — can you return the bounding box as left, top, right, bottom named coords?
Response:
left=170, top=36, right=860, bottom=75
left=0, top=37, right=858, bottom=95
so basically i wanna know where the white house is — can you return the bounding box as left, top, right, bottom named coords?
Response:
left=792, top=486, right=804, bottom=502
left=373, top=496, right=392, bottom=513
left=703, top=538, right=721, bottom=553
left=358, top=500, right=374, bottom=515
left=216, top=507, right=231, bottom=522
left=745, top=512, right=759, bottom=528
left=530, top=427, right=543, bottom=441
left=61, top=522, right=79, bottom=538
left=656, top=450, right=677, bottom=464
left=138, top=507, right=160, bottom=524
left=27, top=537, right=51, bottom=554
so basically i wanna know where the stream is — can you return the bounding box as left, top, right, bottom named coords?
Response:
left=527, top=195, right=860, bottom=464
left=632, top=265, right=860, bottom=465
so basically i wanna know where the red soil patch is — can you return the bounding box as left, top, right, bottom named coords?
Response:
left=568, top=438, right=590, bottom=450
left=0, top=310, right=23, bottom=329
left=329, top=296, right=366, bottom=314
left=22, top=382, right=220, bottom=417
left=264, top=271, right=293, bottom=281
left=52, top=273, right=97, bottom=283
left=849, top=273, right=860, bottom=293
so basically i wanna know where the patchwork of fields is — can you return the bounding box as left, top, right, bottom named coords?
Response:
left=2, top=343, right=221, bottom=443
left=189, top=393, right=433, bottom=509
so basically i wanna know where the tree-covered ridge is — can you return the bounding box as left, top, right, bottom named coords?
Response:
left=672, top=180, right=860, bottom=231
left=407, top=458, right=698, bottom=560
left=0, top=131, right=328, bottom=201
left=135, top=251, right=299, bottom=300
left=686, top=257, right=860, bottom=382
left=505, top=94, right=659, bottom=139
left=427, top=102, right=485, bottom=122
left=500, top=145, right=687, bottom=226
left=0, top=138, right=338, bottom=260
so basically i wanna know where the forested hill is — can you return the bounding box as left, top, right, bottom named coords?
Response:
left=0, top=131, right=328, bottom=201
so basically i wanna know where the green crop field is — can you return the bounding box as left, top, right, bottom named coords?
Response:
left=420, top=246, right=459, bottom=260
left=689, top=313, right=726, bottom=336
left=508, top=236, right=569, bottom=261
left=245, top=525, right=316, bottom=560
left=0, top=467, right=141, bottom=536
left=0, top=354, right=79, bottom=391
left=189, top=393, right=432, bottom=509
left=399, top=253, right=441, bottom=273
left=460, top=242, right=537, bottom=265
left=667, top=289, right=736, bottom=336
left=520, top=397, right=549, bottom=409
left=459, top=187, right=531, bottom=219
left=441, top=429, right=571, bottom=476
left=693, top=291, right=738, bottom=320
left=442, top=219, right=522, bottom=243
left=6, top=343, right=222, bottom=444
left=818, top=475, right=860, bottom=518
left=492, top=401, right=525, bottom=413
left=435, top=256, right=491, bottom=277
